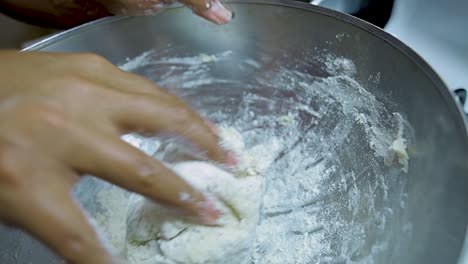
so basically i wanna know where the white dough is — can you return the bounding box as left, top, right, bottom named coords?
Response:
left=125, top=161, right=262, bottom=264
left=387, top=137, right=409, bottom=172
left=218, top=127, right=245, bottom=156
left=384, top=113, right=410, bottom=173
left=218, top=127, right=282, bottom=177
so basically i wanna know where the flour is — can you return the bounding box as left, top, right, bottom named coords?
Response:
left=120, top=50, right=232, bottom=72
left=84, top=48, right=413, bottom=264
left=125, top=162, right=261, bottom=264
left=93, top=186, right=130, bottom=255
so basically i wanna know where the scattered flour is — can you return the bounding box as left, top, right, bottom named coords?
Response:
left=83, top=48, right=413, bottom=264
left=120, top=50, right=232, bottom=71
left=93, top=187, right=130, bottom=255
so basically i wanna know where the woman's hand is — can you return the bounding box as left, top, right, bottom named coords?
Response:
left=0, top=0, right=232, bottom=29
left=0, top=50, right=233, bottom=263
left=102, top=0, right=233, bottom=25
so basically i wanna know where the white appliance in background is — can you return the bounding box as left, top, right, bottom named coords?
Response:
left=385, top=0, right=468, bottom=114
left=311, top=0, right=369, bottom=14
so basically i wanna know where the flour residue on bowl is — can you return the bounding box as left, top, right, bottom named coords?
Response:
left=84, top=47, right=412, bottom=264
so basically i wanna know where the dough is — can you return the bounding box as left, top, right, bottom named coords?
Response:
left=387, top=137, right=409, bottom=172
left=384, top=113, right=409, bottom=173
left=121, top=127, right=282, bottom=263
left=125, top=161, right=262, bottom=264
left=218, top=127, right=281, bottom=177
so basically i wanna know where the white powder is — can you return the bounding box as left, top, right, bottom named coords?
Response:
left=94, top=187, right=130, bottom=255
left=120, top=50, right=232, bottom=71
left=84, top=49, right=413, bottom=264
left=120, top=51, right=155, bottom=71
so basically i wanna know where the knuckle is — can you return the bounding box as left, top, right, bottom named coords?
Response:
left=132, top=158, right=163, bottom=188
left=8, top=100, right=66, bottom=130
left=29, top=103, right=67, bottom=129
left=56, top=75, right=95, bottom=96
left=172, top=105, right=195, bottom=124
left=0, top=147, right=23, bottom=185
left=34, top=73, right=92, bottom=98
left=76, top=53, right=111, bottom=68
left=60, top=231, right=93, bottom=261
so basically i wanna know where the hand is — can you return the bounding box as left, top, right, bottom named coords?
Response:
left=0, top=50, right=234, bottom=263
left=0, top=0, right=232, bottom=29
left=101, top=0, right=233, bottom=25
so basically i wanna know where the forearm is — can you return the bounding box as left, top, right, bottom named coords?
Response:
left=0, top=0, right=111, bottom=29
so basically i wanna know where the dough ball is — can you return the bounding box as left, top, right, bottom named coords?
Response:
left=125, top=161, right=262, bottom=264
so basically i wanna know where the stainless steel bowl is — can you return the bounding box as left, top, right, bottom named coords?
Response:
left=1, top=1, right=467, bottom=263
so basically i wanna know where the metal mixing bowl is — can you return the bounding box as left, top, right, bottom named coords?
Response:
left=0, top=1, right=467, bottom=263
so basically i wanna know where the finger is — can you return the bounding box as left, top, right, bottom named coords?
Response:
left=99, top=0, right=174, bottom=16
left=74, top=58, right=192, bottom=113
left=22, top=193, right=121, bottom=264
left=188, top=0, right=233, bottom=25
left=0, top=154, right=120, bottom=264
left=63, top=126, right=222, bottom=225
left=204, top=120, right=219, bottom=135
left=64, top=52, right=174, bottom=98
left=89, top=66, right=176, bottom=98
left=111, top=69, right=173, bottom=96
left=202, top=120, right=238, bottom=165
left=109, top=92, right=232, bottom=165
left=103, top=0, right=232, bottom=25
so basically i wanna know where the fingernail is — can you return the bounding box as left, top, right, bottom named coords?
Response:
left=204, top=120, right=219, bottom=135
left=197, top=0, right=232, bottom=25
left=196, top=197, right=223, bottom=225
